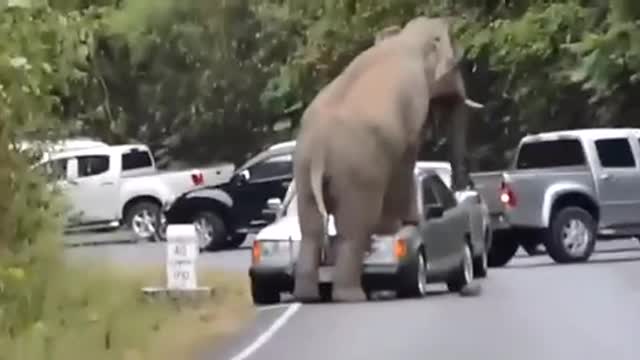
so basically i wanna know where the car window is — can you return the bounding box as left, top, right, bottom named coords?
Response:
left=37, top=158, right=68, bottom=181
left=122, top=149, right=153, bottom=170
left=421, top=178, right=439, bottom=206
left=248, top=154, right=293, bottom=182
left=515, top=139, right=586, bottom=169
left=595, top=138, right=636, bottom=168
left=428, top=174, right=457, bottom=209
left=77, top=155, right=110, bottom=177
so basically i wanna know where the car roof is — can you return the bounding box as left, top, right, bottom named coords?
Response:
left=268, top=140, right=296, bottom=150
left=522, top=128, right=640, bottom=143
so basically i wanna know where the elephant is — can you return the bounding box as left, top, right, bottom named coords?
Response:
left=292, top=16, right=484, bottom=303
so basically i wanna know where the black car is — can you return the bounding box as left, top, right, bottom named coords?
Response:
left=164, top=141, right=295, bottom=251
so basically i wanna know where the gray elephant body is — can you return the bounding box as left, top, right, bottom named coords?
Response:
left=293, top=17, right=479, bottom=302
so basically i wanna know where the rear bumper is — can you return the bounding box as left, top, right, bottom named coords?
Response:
left=249, top=263, right=403, bottom=293
left=490, top=213, right=512, bottom=231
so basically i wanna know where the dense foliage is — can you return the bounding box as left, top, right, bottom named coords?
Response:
left=1, top=0, right=639, bottom=342
left=48, top=0, right=640, bottom=170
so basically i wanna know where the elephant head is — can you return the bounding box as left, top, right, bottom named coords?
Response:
left=395, top=16, right=482, bottom=108
left=396, top=16, right=483, bottom=189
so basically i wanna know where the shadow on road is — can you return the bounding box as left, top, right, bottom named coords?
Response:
left=513, top=242, right=640, bottom=259
left=506, top=254, right=640, bottom=269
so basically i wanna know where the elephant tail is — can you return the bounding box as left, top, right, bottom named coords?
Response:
left=309, top=149, right=329, bottom=239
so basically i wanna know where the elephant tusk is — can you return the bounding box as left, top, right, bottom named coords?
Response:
left=464, top=98, right=484, bottom=109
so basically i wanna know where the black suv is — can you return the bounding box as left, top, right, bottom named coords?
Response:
left=164, top=141, right=295, bottom=251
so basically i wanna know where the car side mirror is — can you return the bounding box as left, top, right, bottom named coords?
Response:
left=262, top=197, right=282, bottom=222
left=424, top=204, right=445, bottom=219
left=266, top=197, right=282, bottom=211
left=233, top=169, right=251, bottom=184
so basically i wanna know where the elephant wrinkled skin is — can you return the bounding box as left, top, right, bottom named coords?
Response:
left=292, top=16, right=483, bottom=303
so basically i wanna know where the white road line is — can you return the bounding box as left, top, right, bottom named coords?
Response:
left=228, top=302, right=302, bottom=360
left=257, top=303, right=299, bottom=312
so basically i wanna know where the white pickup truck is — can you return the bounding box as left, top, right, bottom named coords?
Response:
left=32, top=139, right=235, bottom=240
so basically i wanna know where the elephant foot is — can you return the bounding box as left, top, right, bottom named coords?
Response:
left=332, top=286, right=367, bottom=303
left=293, top=280, right=321, bottom=303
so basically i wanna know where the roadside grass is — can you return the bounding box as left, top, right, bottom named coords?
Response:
left=0, top=261, right=254, bottom=360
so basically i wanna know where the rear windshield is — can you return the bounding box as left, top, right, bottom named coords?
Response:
left=515, top=139, right=586, bottom=169
left=122, top=149, right=153, bottom=171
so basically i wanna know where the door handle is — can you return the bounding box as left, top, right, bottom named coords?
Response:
left=101, top=181, right=115, bottom=186
left=599, top=173, right=612, bottom=181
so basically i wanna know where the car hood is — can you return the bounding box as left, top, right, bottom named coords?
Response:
left=256, top=214, right=337, bottom=241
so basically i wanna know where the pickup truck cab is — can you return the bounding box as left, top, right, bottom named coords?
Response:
left=471, top=128, right=640, bottom=266
left=34, top=141, right=234, bottom=240
left=164, top=140, right=297, bottom=251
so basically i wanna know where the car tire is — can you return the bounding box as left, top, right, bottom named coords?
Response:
left=319, top=283, right=333, bottom=302
left=124, top=201, right=162, bottom=242
left=227, top=233, right=247, bottom=249
left=193, top=211, right=228, bottom=251
left=251, top=279, right=280, bottom=305
left=473, top=231, right=489, bottom=278
left=544, top=207, right=596, bottom=264
left=447, top=242, right=474, bottom=293
left=396, top=249, right=428, bottom=299
left=487, top=230, right=519, bottom=267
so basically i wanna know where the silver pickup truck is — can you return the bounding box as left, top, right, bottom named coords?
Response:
left=470, top=128, right=640, bottom=266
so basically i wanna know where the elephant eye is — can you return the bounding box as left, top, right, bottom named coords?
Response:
left=434, top=36, right=441, bottom=42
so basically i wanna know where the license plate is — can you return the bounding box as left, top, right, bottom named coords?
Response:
left=318, top=266, right=333, bottom=282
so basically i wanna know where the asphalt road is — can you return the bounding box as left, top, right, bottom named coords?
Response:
left=64, top=234, right=640, bottom=360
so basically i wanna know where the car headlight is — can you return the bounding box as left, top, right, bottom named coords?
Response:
left=252, top=240, right=290, bottom=264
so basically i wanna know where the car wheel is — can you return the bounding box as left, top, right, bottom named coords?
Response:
left=193, top=211, right=227, bottom=251
left=251, top=279, right=280, bottom=305
left=487, top=230, right=519, bottom=267
left=544, top=207, right=596, bottom=264
left=125, top=201, right=162, bottom=242
left=447, top=242, right=474, bottom=293
left=396, top=249, right=428, bottom=299
left=473, top=232, right=489, bottom=278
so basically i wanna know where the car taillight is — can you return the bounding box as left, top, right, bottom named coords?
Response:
left=394, top=238, right=408, bottom=259
left=500, top=181, right=517, bottom=207
left=191, top=170, right=204, bottom=186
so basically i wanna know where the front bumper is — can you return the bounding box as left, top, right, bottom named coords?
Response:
left=249, top=262, right=404, bottom=293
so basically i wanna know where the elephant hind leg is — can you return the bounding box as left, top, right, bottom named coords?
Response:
left=292, top=179, right=325, bottom=303
left=332, top=185, right=384, bottom=302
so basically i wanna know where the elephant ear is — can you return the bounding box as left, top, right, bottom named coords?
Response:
left=375, top=25, right=402, bottom=44
left=431, top=20, right=458, bottom=84
left=429, top=19, right=463, bottom=96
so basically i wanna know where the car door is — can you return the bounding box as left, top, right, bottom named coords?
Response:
left=428, top=174, right=467, bottom=270
left=419, top=175, right=449, bottom=273
left=593, top=137, right=640, bottom=228
left=64, top=153, right=120, bottom=225
left=229, top=153, right=293, bottom=229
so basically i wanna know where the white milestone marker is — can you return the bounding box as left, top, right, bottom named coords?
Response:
left=166, top=224, right=199, bottom=290
left=141, top=223, right=212, bottom=299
